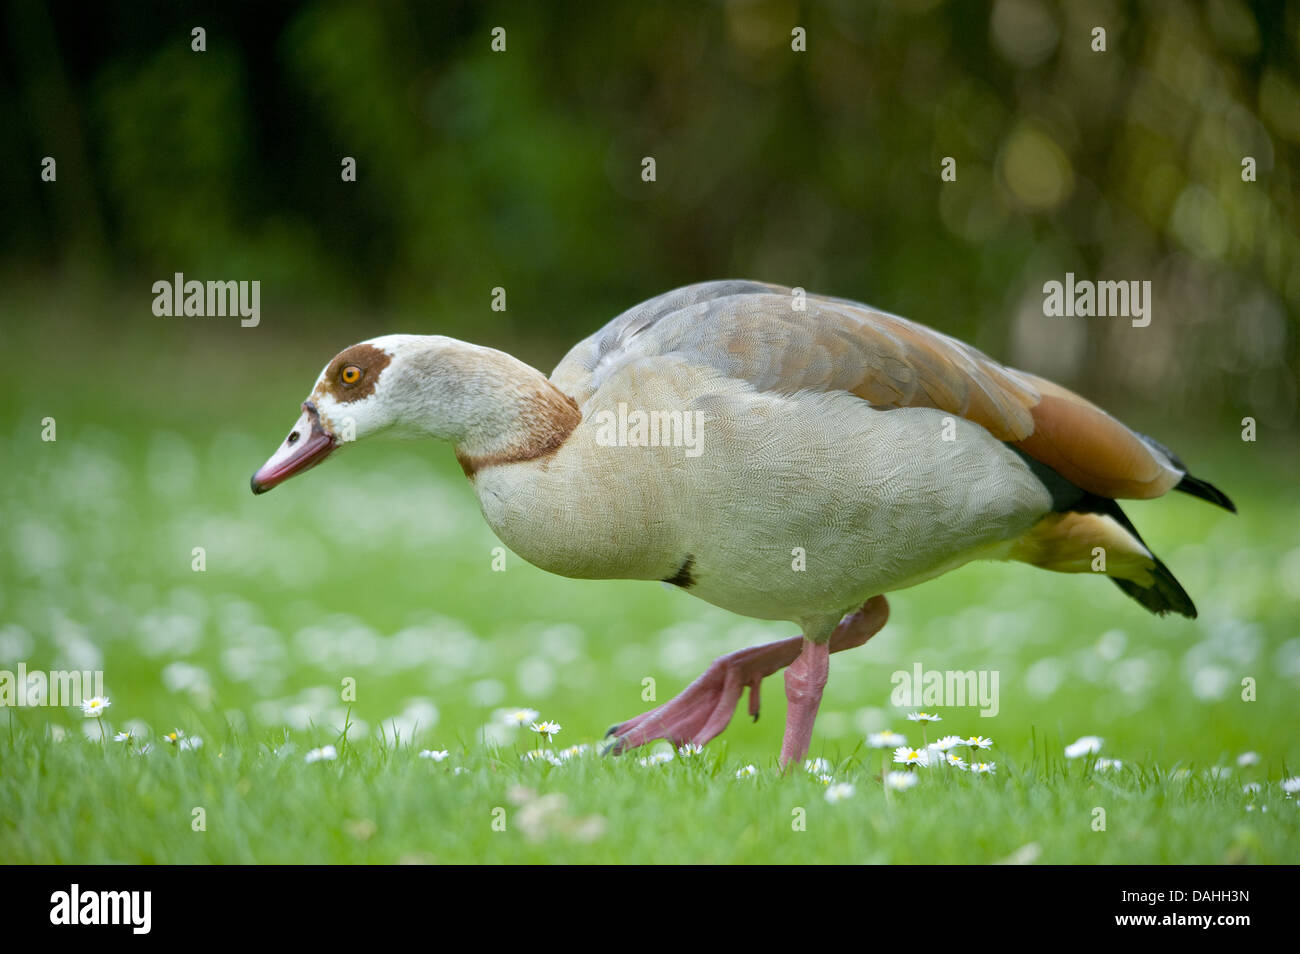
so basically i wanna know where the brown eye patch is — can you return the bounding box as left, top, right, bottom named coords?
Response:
left=319, top=343, right=393, bottom=403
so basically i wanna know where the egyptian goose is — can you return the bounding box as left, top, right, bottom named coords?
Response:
left=251, top=280, right=1234, bottom=766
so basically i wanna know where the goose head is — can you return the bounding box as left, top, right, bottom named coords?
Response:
left=250, top=333, right=579, bottom=494
left=251, top=334, right=439, bottom=494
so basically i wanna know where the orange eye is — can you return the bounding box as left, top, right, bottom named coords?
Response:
left=340, top=365, right=362, bottom=386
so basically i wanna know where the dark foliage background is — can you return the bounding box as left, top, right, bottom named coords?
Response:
left=2, top=0, right=1297, bottom=430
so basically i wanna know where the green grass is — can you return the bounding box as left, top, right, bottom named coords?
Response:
left=2, top=290, right=1298, bottom=863
left=2, top=721, right=1294, bottom=864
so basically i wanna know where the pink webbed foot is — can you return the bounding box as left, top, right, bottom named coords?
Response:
left=604, top=596, right=888, bottom=755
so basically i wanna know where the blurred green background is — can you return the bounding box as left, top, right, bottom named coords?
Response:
left=3, top=0, right=1298, bottom=418
left=2, top=1, right=1299, bottom=863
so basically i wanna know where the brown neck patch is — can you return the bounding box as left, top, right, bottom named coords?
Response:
left=456, top=386, right=582, bottom=478
left=315, top=343, right=393, bottom=404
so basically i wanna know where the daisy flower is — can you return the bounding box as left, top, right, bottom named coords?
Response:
left=885, top=771, right=918, bottom=791
left=815, top=773, right=834, bottom=785
left=1282, top=777, right=1300, bottom=797
left=560, top=744, right=591, bottom=760
left=893, top=745, right=930, bottom=768
left=639, top=752, right=674, bottom=766
left=530, top=720, right=561, bottom=741
left=970, top=761, right=996, bottom=774
left=804, top=757, right=832, bottom=774
left=162, top=729, right=186, bottom=746
left=523, top=748, right=555, bottom=762
left=80, top=696, right=111, bottom=718
left=112, top=731, right=134, bottom=744
left=824, top=783, right=855, bottom=803
left=867, top=730, right=907, bottom=748
left=305, top=745, right=337, bottom=763
left=943, top=752, right=968, bottom=770
left=906, top=712, right=942, bottom=724
left=1064, top=735, right=1103, bottom=759
left=1242, top=782, right=1262, bottom=795
left=1095, top=758, right=1123, bottom=771
left=677, top=743, right=703, bottom=757
left=419, top=749, right=450, bottom=761
left=735, top=764, right=758, bottom=778
left=504, top=708, right=540, bottom=727
left=932, top=735, right=964, bottom=751
left=965, top=735, right=994, bottom=750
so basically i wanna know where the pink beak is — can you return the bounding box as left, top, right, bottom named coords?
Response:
left=250, top=402, right=338, bottom=495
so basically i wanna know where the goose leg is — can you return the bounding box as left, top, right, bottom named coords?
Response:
left=779, top=637, right=829, bottom=768
left=604, top=596, right=888, bottom=755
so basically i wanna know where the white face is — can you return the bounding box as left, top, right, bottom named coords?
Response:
left=250, top=334, right=432, bottom=494
left=305, top=334, right=413, bottom=441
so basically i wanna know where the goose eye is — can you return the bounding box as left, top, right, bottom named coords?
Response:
left=340, top=365, right=362, bottom=386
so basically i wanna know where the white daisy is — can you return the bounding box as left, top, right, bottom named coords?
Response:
left=893, top=746, right=930, bottom=768
left=1282, top=777, right=1300, bottom=796
left=1064, top=735, right=1103, bottom=759
left=885, top=771, right=918, bottom=790
left=305, top=744, right=337, bottom=763
left=523, top=748, right=555, bottom=762
left=80, top=696, right=111, bottom=718
left=639, top=752, right=674, bottom=766
left=530, top=720, right=561, bottom=741
left=677, top=743, right=703, bottom=757
left=943, top=752, right=968, bottom=770
left=907, top=712, right=942, bottom=723
left=735, top=764, right=758, bottom=778
left=815, top=773, right=834, bottom=785
left=932, top=735, right=964, bottom=751
left=560, top=744, right=591, bottom=760
left=824, top=783, right=855, bottom=803
left=504, top=708, right=540, bottom=727
left=970, top=761, right=996, bottom=774
left=867, top=730, right=907, bottom=748
left=419, top=749, right=450, bottom=761
left=112, top=731, right=134, bottom=743
left=804, top=757, right=832, bottom=773
left=1095, top=758, right=1123, bottom=771
left=965, top=735, right=994, bottom=750
left=162, top=729, right=186, bottom=746
left=1242, top=782, right=1262, bottom=795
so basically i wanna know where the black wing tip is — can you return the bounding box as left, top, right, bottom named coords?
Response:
left=1110, top=562, right=1198, bottom=619
left=1175, top=473, right=1237, bottom=514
